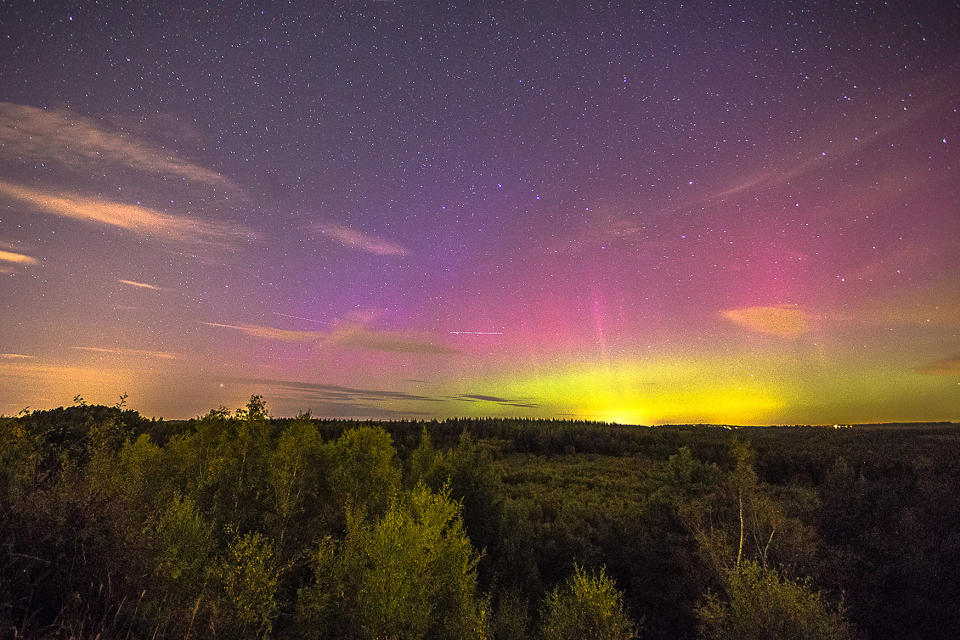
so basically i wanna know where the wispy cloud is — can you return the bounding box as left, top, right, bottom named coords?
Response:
left=202, top=322, right=324, bottom=343
left=1, top=353, right=36, bottom=360
left=273, top=311, right=327, bottom=325
left=0, top=102, right=236, bottom=190
left=0, top=180, right=254, bottom=249
left=228, top=378, right=536, bottom=416
left=860, top=301, right=960, bottom=329
left=204, top=320, right=458, bottom=354
left=233, top=378, right=441, bottom=403
left=328, top=325, right=458, bottom=354
left=0, top=249, right=37, bottom=265
left=914, top=355, right=960, bottom=376
left=314, top=223, right=408, bottom=256
left=118, top=279, right=162, bottom=291
left=701, top=78, right=958, bottom=204
left=459, top=393, right=510, bottom=402
left=72, top=346, right=181, bottom=360
left=455, top=393, right=540, bottom=408
left=721, top=304, right=811, bottom=337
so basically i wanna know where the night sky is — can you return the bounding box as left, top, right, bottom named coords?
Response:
left=1, top=1, right=958, bottom=424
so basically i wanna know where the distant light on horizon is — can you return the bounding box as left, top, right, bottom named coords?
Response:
left=0, top=3, right=958, bottom=423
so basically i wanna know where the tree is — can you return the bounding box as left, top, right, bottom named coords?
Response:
left=698, top=561, right=852, bottom=640
left=213, top=529, right=280, bottom=639
left=297, top=485, right=488, bottom=640
left=422, top=431, right=504, bottom=564
left=330, top=426, right=400, bottom=525
left=147, top=492, right=215, bottom=626
left=540, top=564, right=636, bottom=640
left=659, top=440, right=817, bottom=577
left=268, top=412, right=332, bottom=555
left=407, top=427, right=438, bottom=488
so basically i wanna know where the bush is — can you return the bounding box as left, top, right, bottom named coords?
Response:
left=541, top=564, right=636, bottom=640
left=697, top=561, right=851, bottom=640
left=297, top=484, right=488, bottom=639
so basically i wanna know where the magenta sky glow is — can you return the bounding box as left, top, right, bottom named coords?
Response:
left=1, top=2, right=958, bottom=424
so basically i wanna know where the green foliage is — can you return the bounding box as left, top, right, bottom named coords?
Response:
left=162, top=397, right=275, bottom=531
left=424, top=431, right=504, bottom=566
left=235, top=394, right=269, bottom=422
left=490, top=591, right=532, bottom=640
left=298, top=484, right=488, bottom=640
left=330, top=425, right=400, bottom=523
left=3, top=403, right=960, bottom=640
left=540, top=564, right=636, bottom=640
left=651, top=446, right=722, bottom=513
left=149, top=492, right=214, bottom=600
left=268, top=412, right=333, bottom=554
left=698, top=561, right=851, bottom=640
left=660, top=440, right=819, bottom=579
left=0, top=416, right=38, bottom=504
left=214, top=529, right=280, bottom=638
left=407, top=426, right=438, bottom=487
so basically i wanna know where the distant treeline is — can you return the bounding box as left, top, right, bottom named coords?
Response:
left=2, top=397, right=959, bottom=639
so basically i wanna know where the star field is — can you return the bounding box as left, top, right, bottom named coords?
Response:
left=1, top=1, right=958, bottom=423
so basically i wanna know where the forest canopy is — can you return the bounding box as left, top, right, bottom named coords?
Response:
left=2, top=396, right=958, bottom=639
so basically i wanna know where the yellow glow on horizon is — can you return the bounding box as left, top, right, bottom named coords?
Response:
left=468, top=357, right=785, bottom=425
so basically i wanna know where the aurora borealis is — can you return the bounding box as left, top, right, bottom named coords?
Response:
left=1, top=2, right=958, bottom=424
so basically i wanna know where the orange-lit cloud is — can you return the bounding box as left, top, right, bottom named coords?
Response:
left=204, top=320, right=457, bottom=354
left=202, top=322, right=324, bottom=343
left=118, top=279, right=162, bottom=290
left=72, top=346, right=182, bottom=360
left=721, top=304, right=811, bottom=337
left=1, top=353, right=36, bottom=359
left=0, top=102, right=236, bottom=190
left=315, top=223, right=408, bottom=256
left=0, top=249, right=37, bottom=265
left=914, top=355, right=960, bottom=376
left=0, top=180, right=254, bottom=249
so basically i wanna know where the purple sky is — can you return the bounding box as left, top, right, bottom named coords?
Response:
left=1, top=2, right=958, bottom=423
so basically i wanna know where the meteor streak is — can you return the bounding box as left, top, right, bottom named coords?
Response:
left=449, top=331, right=505, bottom=335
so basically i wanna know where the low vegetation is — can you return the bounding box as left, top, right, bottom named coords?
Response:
left=2, top=396, right=958, bottom=638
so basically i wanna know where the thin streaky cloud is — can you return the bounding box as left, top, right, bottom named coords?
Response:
left=0, top=102, right=237, bottom=191
left=118, top=279, right=162, bottom=290
left=0, top=180, right=254, bottom=249
left=274, top=311, right=328, bottom=325
left=1, top=353, right=36, bottom=359
left=699, top=80, right=959, bottom=205
left=721, top=304, right=811, bottom=337
left=72, top=346, right=182, bottom=360
left=327, top=325, right=459, bottom=354
left=0, top=249, right=37, bottom=265
left=859, top=300, right=960, bottom=329
left=205, top=320, right=457, bottom=354
left=455, top=393, right=539, bottom=408
left=202, top=322, right=324, bottom=343
left=230, top=378, right=439, bottom=403
left=914, top=355, right=960, bottom=376
left=315, top=223, right=408, bottom=256
left=230, top=377, right=531, bottom=409
left=458, top=394, right=510, bottom=403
